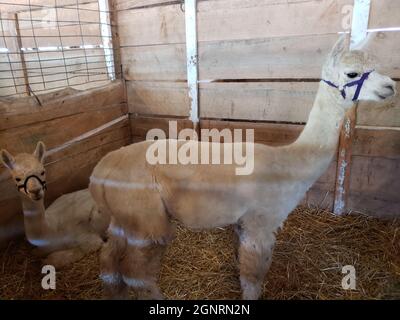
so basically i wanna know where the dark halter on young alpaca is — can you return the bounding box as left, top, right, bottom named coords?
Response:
left=322, top=70, right=374, bottom=101
left=17, top=175, right=47, bottom=194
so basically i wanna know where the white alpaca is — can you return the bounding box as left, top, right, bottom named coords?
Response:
left=89, top=36, right=396, bottom=299
left=1, top=142, right=110, bottom=268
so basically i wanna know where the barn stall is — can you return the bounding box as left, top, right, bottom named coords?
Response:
left=0, top=0, right=399, bottom=300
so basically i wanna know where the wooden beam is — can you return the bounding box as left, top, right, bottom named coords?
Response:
left=333, top=0, right=371, bottom=214
left=333, top=108, right=357, bottom=214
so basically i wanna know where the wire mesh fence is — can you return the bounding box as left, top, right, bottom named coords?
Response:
left=0, top=0, right=119, bottom=98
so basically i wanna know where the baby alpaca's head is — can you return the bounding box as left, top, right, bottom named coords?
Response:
left=1, top=141, right=47, bottom=201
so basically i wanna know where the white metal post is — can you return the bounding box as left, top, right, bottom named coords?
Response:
left=184, top=0, right=199, bottom=127
left=350, top=0, right=371, bottom=49
left=99, top=0, right=115, bottom=80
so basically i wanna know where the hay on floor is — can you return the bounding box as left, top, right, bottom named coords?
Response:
left=0, top=207, right=399, bottom=300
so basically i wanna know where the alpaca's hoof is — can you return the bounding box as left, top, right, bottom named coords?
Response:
left=137, top=286, right=164, bottom=300
left=240, top=277, right=262, bottom=300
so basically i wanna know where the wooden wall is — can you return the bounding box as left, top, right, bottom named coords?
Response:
left=118, top=0, right=400, bottom=217
left=0, top=80, right=130, bottom=244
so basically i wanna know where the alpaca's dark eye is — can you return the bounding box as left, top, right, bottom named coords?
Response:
left=15, top=178, right=21, bottom=182
left=347, top=73, right=359, bottom=79
left=41, top=171, right=45, bottom=176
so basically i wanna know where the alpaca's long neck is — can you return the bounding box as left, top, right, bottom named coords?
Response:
left=21, top=196, right=50, bottom=246
left=291, top=82, right=347, bottom=182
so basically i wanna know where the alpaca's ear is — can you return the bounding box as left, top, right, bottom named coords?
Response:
left=33, top=141, right=46, bottom=163
left=1, top=149, right=16, bottom=170
left=329, top=34, right=349, bottom=64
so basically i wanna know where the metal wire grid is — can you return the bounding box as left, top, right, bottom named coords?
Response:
left=0, top=0, right=119, bottom=97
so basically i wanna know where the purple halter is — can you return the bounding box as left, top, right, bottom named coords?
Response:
left=322, top=70, right=374, bottom=101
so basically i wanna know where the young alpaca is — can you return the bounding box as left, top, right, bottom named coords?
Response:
left=90, top=36, right=396, bottom=299
left=1, top=142, right=110, bottom=268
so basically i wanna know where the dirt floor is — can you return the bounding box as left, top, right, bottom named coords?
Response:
left=0, top=207, right=399, bottom=300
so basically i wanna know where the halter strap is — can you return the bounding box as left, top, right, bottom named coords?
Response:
left=17, top=174, right=47, bottom=194
left=322, top=70, right=374, bottom=101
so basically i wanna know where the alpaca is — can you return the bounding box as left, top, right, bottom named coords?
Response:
left=1, top=142, right=110, bottom=268
left=89, top=36, right=396, bottom=299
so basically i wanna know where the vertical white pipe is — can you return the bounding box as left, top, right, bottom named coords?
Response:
left=99, top=0, right=115, bottom=80
left=350, top=0, right=371, bottom=49
left=184, top=0, right=199, bottom=124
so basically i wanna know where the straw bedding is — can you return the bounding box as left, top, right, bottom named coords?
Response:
left=0, top=206, right=399, bottom=300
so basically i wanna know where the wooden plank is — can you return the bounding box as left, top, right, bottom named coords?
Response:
left=118, top=3, right=184, bottom=46
left=127, top=80, right=189, bottom=116
left=347, top=194, right=400, bottom=218
left=353, top=127, right=400, bottom=159
left=126, top=77, right=399, bottom=126
left=0, top=80, right=125, bottom=129
left=197, top=0, right=353, bottom=43
left=81, top=33, right=400, bottom=83
left=130, top=115, right=304, bottom=145
left=198, top=32, right=399, bottom=81
left=361, top=32, right=400, bottom=79
left=121, top=45, right=186, bottom=81
left=199, top=34, right=338, bottom=80
left=369, top=0, right=400, bottom=29
left=356, top=82, right=400, bottom=127
left=131, top=114, right=198, bottom=140
left=118, top=0, right=352, bottom=47
left=0, top=104, right=126, bottom=158
left=350, top=156, right=400, bottom=204
left=115, top=0, right=176, bottom=10
left=45, top=129, right=130, bottom=183
left=200, top=119, right=303, bottom=146
left=199, top=82, right=318, bottom=123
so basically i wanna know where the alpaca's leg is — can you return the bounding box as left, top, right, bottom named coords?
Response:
left=43, top=247, right=86, bottom=269
left=237, top=214, right=277, bottom=300
left=80, top=233, right=104, bottom=254
left=120, top=243, right=167, bottom=300
left=100, top=235, right=129, bottom=299
left=42, top=234, right=103, bottom=269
